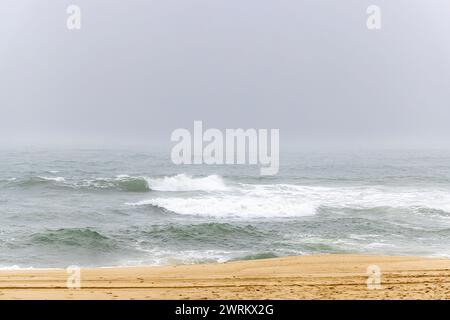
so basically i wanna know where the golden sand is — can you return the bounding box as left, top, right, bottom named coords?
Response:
left=1, top=255, right=449, bottom=299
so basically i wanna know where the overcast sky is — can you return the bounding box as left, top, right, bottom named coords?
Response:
left=0, top=0, right=449, bottom=149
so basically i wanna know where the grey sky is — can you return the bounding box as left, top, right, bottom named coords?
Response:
left=0, top=0, right=449, bottom=148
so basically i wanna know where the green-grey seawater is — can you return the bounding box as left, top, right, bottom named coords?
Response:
left=1, top=148, right=450, bottom=268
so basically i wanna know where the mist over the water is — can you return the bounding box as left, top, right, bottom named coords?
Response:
left=1, top=0, right=450, bottom=148
left=1, top=1, right=450, bottom=268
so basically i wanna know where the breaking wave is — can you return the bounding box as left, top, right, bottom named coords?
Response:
left=6, top=174, right=228, bottom=193
left=145, top=174, right=229, bottom=192
left=84, top=175, right=150, bottom=192
left=11, top=176, right=67, bottom=187
left=38, top=176, right=66, bottom=182
left=131, top=197, right=318, bottom=218
left=128, top=183, right=450, bottom=218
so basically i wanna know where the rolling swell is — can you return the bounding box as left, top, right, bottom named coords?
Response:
left=90, top=176, right=150, bottom=192
left=15, top=176, right=67, bottom=187
left=4, top=175, right=151, bottom=192
left=30, top=228, right=116, bottom=250
left=136, top=223, right=269, bottom=244
left=3, top=174, right=229, bottom=193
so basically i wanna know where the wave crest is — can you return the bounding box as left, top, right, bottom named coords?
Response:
left=129, top=196, right=318, bottom=218
left=24, top=176, right=66, bottom=185
left=85, top=175, right=150, bottom=192
left=31, top=228, right=114, bottom=249
left=128, top=183, right=450, bottom=218
left=5, top=174, right=228, bottom=193
left=145, top=174, right=229, bottom=192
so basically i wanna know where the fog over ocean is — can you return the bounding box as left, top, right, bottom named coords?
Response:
left=1, top=1, right=450, bottom=268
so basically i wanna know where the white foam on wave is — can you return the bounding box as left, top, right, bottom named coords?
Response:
left=38, top=176, right=66, bottom=183
left=129, top=190, right=318, bottom=218
left=128, top=181, right=450, bottom=218
left=137, top=197, right=317, bottom=218
left=119, top=248, right=237, bottom=266
left=254, top=184, right=450, bottom=213
left=145, top=174, right=229, bottom=192
left=36, top=174, right=228, bottom=192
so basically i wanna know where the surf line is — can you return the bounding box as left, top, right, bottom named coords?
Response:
left=170, top=121, right=279, bottom=175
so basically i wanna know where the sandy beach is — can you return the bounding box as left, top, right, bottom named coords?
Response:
left=0, top=254, right=449, bottom=299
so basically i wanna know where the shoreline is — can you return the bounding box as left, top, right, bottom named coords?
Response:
left=1, top=254, right=450, bottom=299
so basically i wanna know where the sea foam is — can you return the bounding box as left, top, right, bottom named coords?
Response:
left=128, top=182, right=450, bottom=218
left=37, top=176, right=66, bottom=182
left=145, top=174, right=229, bottom=192
left=132, top=196, right=318, bottom=218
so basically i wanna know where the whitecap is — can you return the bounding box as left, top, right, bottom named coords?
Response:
left=38, top=176, right=66, bottom=182
left=145, top=174, right=229, bottom=192
left=129, top=195, right=318, bottom=218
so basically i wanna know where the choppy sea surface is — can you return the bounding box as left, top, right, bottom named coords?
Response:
left=1, top=148, right=450, bottom=268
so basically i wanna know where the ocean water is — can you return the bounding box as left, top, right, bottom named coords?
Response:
left=1, top=148, right=450, bottom=268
